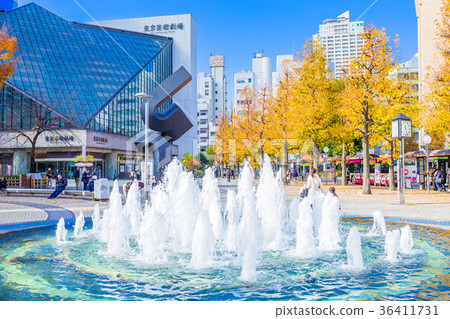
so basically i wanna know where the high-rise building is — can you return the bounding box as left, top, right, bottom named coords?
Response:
left=317, top=11, right=364, bottom=78
left=252, top=53, right=272, bottom=91
left=415, top=0, right=443, bottom=97
left=233, top=53, right=271, bottom=113
left=272, top=54, right=295, bottom=93
left=398, top=53, right=419, bottom=96
left=196, top=55, right=227, bottom=152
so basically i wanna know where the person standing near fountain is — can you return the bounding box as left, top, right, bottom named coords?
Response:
left=304, top=168, right=325, bottom=207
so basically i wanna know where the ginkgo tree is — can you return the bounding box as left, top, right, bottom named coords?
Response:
left=341, top=26, right=403, bottom=194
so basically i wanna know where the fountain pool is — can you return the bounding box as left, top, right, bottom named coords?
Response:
left=0, top=158, right=448, bottom=301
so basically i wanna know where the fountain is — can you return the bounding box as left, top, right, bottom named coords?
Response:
left=1, top=157, right=446, bottom=300
left=295, top=198, right=317, bottom=258
left=318, top=193, right=342, bottom=251
left=55, top=218, right=67, bottom=243
left=368, top=210, right=387, bottom=236
left=346, top=226, right=364, bottom=269
left=399, top=225, right=414, bottom=254
left=385, top=229, right=401, bottom=262
left=73, top=212, right=85, bottom=237
left=256, top=155, right=286, bottom=250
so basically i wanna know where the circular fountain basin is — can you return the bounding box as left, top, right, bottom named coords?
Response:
left=0, top=218, right=448, bottom=301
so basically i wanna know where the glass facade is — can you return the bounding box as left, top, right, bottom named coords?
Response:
left=0, top=3, right=173, bottom=136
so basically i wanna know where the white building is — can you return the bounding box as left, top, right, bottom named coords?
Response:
left=233, top=53, right=272, bottom=113
left=317, top=11, right=364, bottom=78
left=234, top=71, right=254, bottom=114
left=272, top=54, right=296, bottom=93
left=96, top=14, right=198, bottom=156
left=196, top=55, right=227, bottom=152
left=252, top=53, right=272, bottom=91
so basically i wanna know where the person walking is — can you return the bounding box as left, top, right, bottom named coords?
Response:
left=73, top=168, right=80, bottom=190
left=433, top=167, right=439, bottom=191
left=93, top=168, right=100, bottom=179
left=293, top=170, right=298, bottom=182
left=112, top=170, right=117, bottom=181
left=48, top=174, right=67, bottom=199
left=0, top=176, right=7, bottom=195
left=82, top=169, right=91, bottom=190
left=304, top=167, right=325, bottom=207
left=46, top=168, right=52, bottom=188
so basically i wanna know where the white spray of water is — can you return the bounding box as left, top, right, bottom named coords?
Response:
left=225, top=190, right=240, bottom=251
left=190, top=209, right=215, bottom=268
left=56, top=218, right=67, bottom=243
left=287, top=198, right=300, bottom=234
left=238, top=161, right=261, bottom=281
left=346, top=226, right=364, bottom=269
left=256, top=155, right=285, bottom=250
left=385, top=229, right=401, bottom=262
left=123, top=181, right=142, bottom=236
left=318, top=193, right=342, bottom=251
left=201, top=168, right=224, bottom=241
left=73, top=212, right=85, bottom=237
left=92, top=204, right=101, bottom=234
left=399, top=225, right=414, bottom=254
left=369, top=210, right=387, bottom=236
left=295, top=199, right=317, bottom=258
left=106, top=180, right=129, bottom=255
left=312, top=192, right=325, bottom=238
left=138, top=203, right=168, bottom=264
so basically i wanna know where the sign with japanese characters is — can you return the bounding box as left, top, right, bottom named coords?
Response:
left=143, top=23, right=184, bottom=33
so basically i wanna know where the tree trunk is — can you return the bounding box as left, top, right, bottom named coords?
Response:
left=341, top=142, right=347, bottom=186
left=362, top=109, right=372, bottom=195
left=388, top=140, right=396, bottom=191
left=312, top=141, right=320, bottom=170
left=281, top=140, right=288, bottom=185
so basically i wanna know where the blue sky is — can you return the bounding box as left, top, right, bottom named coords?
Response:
left=20, top=0, right=418, bottom=103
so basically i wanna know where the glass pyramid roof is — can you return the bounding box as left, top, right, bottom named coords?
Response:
left=1, top=3, right=172, bottom=127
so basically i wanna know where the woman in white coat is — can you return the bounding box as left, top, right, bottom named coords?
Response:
left=304, top=168, right=324, bottom=206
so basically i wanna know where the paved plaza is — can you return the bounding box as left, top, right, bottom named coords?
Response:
left=0, top=179, right=448, bottom=234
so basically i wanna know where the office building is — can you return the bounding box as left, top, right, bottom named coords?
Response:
left=197, top=55, right=227, bottom=152
left=317, top=11, right=364, bottom=78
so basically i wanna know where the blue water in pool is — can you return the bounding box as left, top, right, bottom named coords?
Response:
left=0, top=218, right=448, bottom=301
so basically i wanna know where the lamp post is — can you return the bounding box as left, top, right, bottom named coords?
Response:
left=135, top=93, right=153, bottom=190
left=391, top=113, right=412, bottom=205
left=423, top=134, right=432, bottom=194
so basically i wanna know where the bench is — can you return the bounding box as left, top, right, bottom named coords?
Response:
left=4, top=188, right=94, bottom=199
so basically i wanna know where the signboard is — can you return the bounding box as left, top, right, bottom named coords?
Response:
left=144, top=23, right=183, bottom=33
left=375, top=164, right=381, bottom=184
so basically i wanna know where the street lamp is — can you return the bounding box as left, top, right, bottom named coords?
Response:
left=135, top=93, right=153, bottom=190
left=391, top=113, right=412, bottom=204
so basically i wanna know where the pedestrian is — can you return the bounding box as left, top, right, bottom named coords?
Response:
left=432, top=167, right=439, bottom=191
left=227, top=168, right=231, bottom=182
left=293, top=170, right=298, bottom=182
left=82, top=169, right=91, bottom=190
left=231, top=167, right=235, bottom=179
left=136, top=170, right=141, bottom=180
left=46, top=168, right=52, bottom=188
left=304, top=167, right=325, bottom=207
left=0, top=176, right=7, bottom=194
left=441, top=168, right=448, bottom=192
left=73, top=167, right=80, bottom=190
left=93, top=168, right=100, bottom=179
left=436, top=168, right=447, bottom=192
left=213, top=166, right=218, bottom=178
left=151, top=176, right=158, bottom=188
left=329, top=186, right=341, bottom=211
left=112, top=170, right=117, bottom=181
left=48, top=174, right=67, bottom=199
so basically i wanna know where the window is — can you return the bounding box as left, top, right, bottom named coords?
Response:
left=205, top=89, right=209, bottom=95
left=248, top=78, right=252, bottom=83
left=205, top=82, right=209, bottom=87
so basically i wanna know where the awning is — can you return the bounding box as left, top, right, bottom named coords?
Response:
left=34, top=158, right=104, bottom=162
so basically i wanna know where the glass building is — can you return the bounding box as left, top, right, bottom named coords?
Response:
left=0, top=3, right=174, bottom=178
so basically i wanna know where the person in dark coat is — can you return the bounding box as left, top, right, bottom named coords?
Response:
left=0, top=177, right=7, bottom=194
left=93, top=168, right=100, bottom=179
left=82, top=169, right=91, bottom=190
left=73, top=168, right=80, bottom=190
left=48, top=175, right=67, bottom=199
